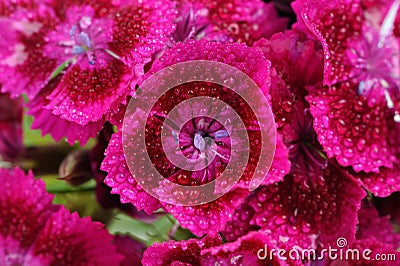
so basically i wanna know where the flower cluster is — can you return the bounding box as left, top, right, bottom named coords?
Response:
left=0, top=0, right=400, bottom=265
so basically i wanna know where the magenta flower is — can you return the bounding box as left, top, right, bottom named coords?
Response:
left=0, top=0, right=176, bottom=144
left=0, top=167, right=122, bottom=265
left=295, top=0, right=400, bottom=196
left=101, top=40, right=289, bottom=236
left=0, top=93, right=24, bottom=162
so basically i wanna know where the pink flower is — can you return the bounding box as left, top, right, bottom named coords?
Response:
left=101, top=40, right=288, bottom=236
left=296, top=0, right=400, bottom=196
left=0, top=0, right=176, bottom=144
left=0, top=167, right=122, bottom=265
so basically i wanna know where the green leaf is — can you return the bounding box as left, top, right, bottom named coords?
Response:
left=107, top=213, right=178, bottom=246
left=50, top=59, right=71, bottom=80
left=41, top=174, right=96, bottom=193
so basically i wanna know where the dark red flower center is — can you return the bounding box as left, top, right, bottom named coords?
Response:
left=144, top=81, right=261, bottom=187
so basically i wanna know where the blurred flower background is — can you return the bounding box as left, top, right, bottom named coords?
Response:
left=0, top=0, right=400, bottom=265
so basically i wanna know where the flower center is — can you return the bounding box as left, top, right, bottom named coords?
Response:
left=347, top=0, right=400, bottom=122
left=178, top=117, right=229, bottom=162
left=44, top=6, right=115, bottom=68
left=69, top=17, right=96, bottom=64
left=193, top=132, right=208, bottom=150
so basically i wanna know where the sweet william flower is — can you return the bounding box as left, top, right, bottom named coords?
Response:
left=0, top=0, right=176, bottom=144
left=101, top=40, right=290, bottom=236
left=0, top=167, right=122, bottom=265
left=296, top=0, right=400, bottom=196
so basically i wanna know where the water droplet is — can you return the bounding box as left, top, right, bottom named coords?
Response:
left=198, top=218, right=209, bottom=230
left=274, top=215, right=287, bottom=225
left=301, top=222, right=312, bottom=233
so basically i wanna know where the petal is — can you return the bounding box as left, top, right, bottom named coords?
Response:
left=355, top=165, right=400, bottom=197
left=45, top=53, right=131, bottom=125
left=254, top=31, right=324, bottom=88
left=254, top=31, right=324, bottom=145
left=0, top=167, right=122, bottom=265
left=263, top=133, right=291, bottom=186
left=306, top=82, right=396, bottom=173
left=148, top=40, right=271, bottom=95
left=0, top=168, right=56, bottom=253
left=291, top=0, right=317, bottom=39
left=109, top=0, right=177, bottom=73
left=28, top=207, right=123, bottom=265
left=27, top=78, right=104, bottom=145
left=91, top=124, right=156, bottom=221
left=221, top=196, right=260, bottom=242
left=248, top=163, right=366, bottom=249
left=300, top=0, right=363, bottom=85
left=162, top=188, right=250, bottom=236
left=101, top=131, right=162, bottom=214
